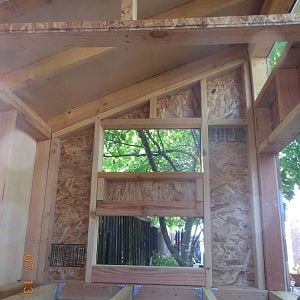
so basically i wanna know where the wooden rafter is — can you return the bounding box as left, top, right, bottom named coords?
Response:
left=0, top=14, right=299, bottom=49
left=0, top=0, right=52, bottom=23
left=49, top=46, right=247, bottom=134
left=0, top=81, right=51, bottom=138
left=1, top=47, right=111, bottom=90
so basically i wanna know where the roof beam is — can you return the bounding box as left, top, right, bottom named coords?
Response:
left=1, top=47, right=111, bottom=90
left=0, top=81, right=51, bottom=139
left=0, top=0, right=52, bottom=23
left=249, top=0, right=295, bottom=57
left=0, top=14, right=299, bottom=49
left=49, top=45, right=247, bottom=134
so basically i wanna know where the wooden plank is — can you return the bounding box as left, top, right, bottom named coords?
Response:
left=85, top=121, right=103, bottom=283
left=276, top=68, right=300, bottom=122
left=96, top=200, right=204, bottom=217
left=249, top=57, right=268, bottom=100
left=1, top=48, right=111, bottom=91
left=259, top=102, right=300, bottom=153
left=92, top=265, right=205, bottom=286
left=121, top=0, right=137, bottom=20
left=269, top=291, right=299, bottom=300
left=203, top=288, right=217, bottom=300
left=201, top=79, right=212, bottom=287
left=36, top=138, right=61, bottom=282
left=0, top=82, right=51, bottom=139
left=208, top=119, right=247, bottom=127
left=23, top=140, right=51, bottom=282
left=98, top=172, right=203, bottom=180
left=149, top=97, right=157, bottom=119
left=3, top=284, right=58, bottom=300
left=49, top=46, right=246, bottom=133
left=100, top=118, right=201, bottom=129
left=258, top=154, right=286, bottom=290
left=243, top=62, right=265, bottom=289
left=1, top=14, right=300, bottom=49
left=111, top=285, right=133, bottom=300
left=135, top=285, right=200, bottom=300
left=0, top=282, right=25, bottom=299
left=215, top=287, right=268, bottom=300
left=0, top=0, right=52, bottom=22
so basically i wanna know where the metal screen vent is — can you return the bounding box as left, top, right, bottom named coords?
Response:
left=50, top=244, right=86, bottom=267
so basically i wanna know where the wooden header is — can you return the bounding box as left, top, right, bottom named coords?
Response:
left=92, top=265, right=205, bottom=286
left=98, top=172, right=203, bottom=181
left=100, top=118, right=201, bottom=129
left=0, top=14, right=300, bottom=48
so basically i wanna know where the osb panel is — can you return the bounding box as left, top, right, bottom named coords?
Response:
left=209, top=128, right=255, bottom=287
left=117, top=104, right=150, bottom=119
left=49, top=127, right=94, bottom=281
left=107, top=180, right=196, bottom=203
left=207, top=68, right=245, bottom=119
left=157, top=87, right=201, bottom=118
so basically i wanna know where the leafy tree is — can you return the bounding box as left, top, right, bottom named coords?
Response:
left=267, top=41, right=288, bottom=71
left=103, top=129, right=203, bottom=266
left=279, top=137, right=300, bottom=200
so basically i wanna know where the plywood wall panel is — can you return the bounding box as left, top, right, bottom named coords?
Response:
left=207, top=68, right=245, bottom=119
left=49, top=127, right=94, bottom=281
left=157, top=88, right=201, bottom=118
left=209, top=128, right=254, bottom=287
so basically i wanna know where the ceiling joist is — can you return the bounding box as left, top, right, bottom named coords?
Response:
left=0, top=14, right=299, bottom=49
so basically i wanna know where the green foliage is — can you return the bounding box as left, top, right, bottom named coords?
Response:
left=267, top=41, right=288, bottom=71
left=151, top=251, right=179, bottom=267
left=103, top=129, right=201, bottom=172
left=279, top=137, right=300, bottom=200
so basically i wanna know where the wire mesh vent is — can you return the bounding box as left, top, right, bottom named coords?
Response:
left=50, top=244, right=86, bottom=267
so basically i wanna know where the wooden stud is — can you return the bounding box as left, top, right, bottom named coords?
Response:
left=92, top=265, right=206, bottom=286
left=36, top=138, right=61, bottom=282
left=100, top=118, right=202, bottom=130
left=258, top=154, right=286, bottom=291
left=121, top=0, right=137, bottom=20
left=110, top=285, right=133, bottom=300
left=23, top=140, right=51, bottom=282
left=201, top=79, right=212, bottom=287
left=243, top=62, right=266, bottom=289
left=85, top=120, right=103, bottom=283
left=149, top=97, right=157, bottom=119
left=203, top=288, right=217, bottom=300
left=0, top=82, right=51, bottom=139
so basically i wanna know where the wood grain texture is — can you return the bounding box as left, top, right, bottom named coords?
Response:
left=0, top=14, right=300, bottom=49
left=215, top=287, right=268, bottom=300
left=209, top=128, right=255, bottom=287
left=49, top=127, right=93, bottom=281
left=157, top=87, right=201, bottom=118
left=92, top=265, right=205, bottom=286
left=207, top=68, right=245, bottom=119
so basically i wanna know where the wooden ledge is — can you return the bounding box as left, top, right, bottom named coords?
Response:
left=98, top=172, right=203, bottom=180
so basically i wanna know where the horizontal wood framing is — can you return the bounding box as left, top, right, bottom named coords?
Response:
left=96, top=200, right=204, bottom=217
left=0, top=82, right=51, bottom=139
left=91, top=265, right=205, bottom=286
left=101, top=118, right=201, bottom=129
left=98, top=172, right=203, bottom=181
left=0, top=14, right=300, bottom=49
left=269, top=291, right=299, bottom=300
left=50, top=47, right=246, bottom=135
left=215, top=287, right=268, bottom=300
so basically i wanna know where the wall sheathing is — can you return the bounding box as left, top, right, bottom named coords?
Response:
left=207, top=68, right=255, bottom=287
left=49, top=127, right=93, bottom=281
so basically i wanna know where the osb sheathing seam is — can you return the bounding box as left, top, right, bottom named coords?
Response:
left=49, top=127, right=94, bottom=281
